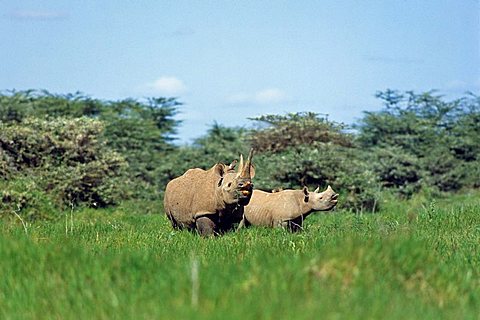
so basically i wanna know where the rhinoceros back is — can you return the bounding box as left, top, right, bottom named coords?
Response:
left=244, top=189, right=305, bottom=226
left=164, top=168, right=216, bottom=229
left=243, top=190, right=275, bottom=226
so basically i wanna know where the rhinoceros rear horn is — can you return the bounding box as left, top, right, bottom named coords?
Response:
left=237, top=149, right=255, bottom=178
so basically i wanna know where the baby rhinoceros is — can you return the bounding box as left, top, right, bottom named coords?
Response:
left=242, top=185, right=338, bottom=232
left=164, top=150, right=255, bottom=236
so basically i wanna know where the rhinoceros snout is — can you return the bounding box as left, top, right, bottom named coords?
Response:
left=237, top=181, right=253, bottom=198
left=238, top=180, right=252, bottom=189
left=330, top=193, right=339, bottom=204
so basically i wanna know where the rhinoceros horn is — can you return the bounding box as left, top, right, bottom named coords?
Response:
left=314, top=185, right=334, bottom=193
left=237, top=154, right=244, bottom=176
left=237, top=149, right=254, bottom=178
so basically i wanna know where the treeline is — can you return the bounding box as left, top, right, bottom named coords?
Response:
left=1, top=89, right=479, bottom=219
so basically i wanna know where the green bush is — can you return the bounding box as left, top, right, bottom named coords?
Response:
left=249, top=112, right=353, bottom=152
left=2, top=89, right=478, bottom=216
left=253, top=145, right=380, bottom=211
left=0, top=117, right=127, bottom=209
left=155, top=123, right=252, bottom=187
left=0, top=90, right=103, bottom=122
left=247, top=113, right=380, bottom=211
left=368, top=146, right=423, bottom=196
left=0, top=90, right=181, bottom=200
left=357, top=90, right=480, bottom=196
left=0, top=177, right=59, bottom=220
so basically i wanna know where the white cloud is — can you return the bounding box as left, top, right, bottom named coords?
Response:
left=145, top=76, right=187, bottom=95
left=226, top=88, right=287, bottom=104
left=254, top=88, right=287, bottom=104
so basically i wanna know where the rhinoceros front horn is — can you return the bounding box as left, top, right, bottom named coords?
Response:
left=237, top=154, right=244, bottom=176
left=237, top=149, right=254, bottom=178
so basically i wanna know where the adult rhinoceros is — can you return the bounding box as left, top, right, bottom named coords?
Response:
left=241, top=185, right=338, bottom=232
left=164, top=150, right=255, bottom=236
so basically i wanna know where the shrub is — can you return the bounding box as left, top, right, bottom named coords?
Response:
left=248, top=113, right=380, bottom=211
left=0, top=117, right=127, bottom=208
left=249, top=112, right=353, bottom=152
left=0, top=177, right=59, bottom=220
left=368, top=146, right=423, bottom=196
left=156, top=123, right=252, bottom=187
left=357, top=90, right=480, bottom=196
left=0, top=90, right=181, bottom=200
left=253, top=145, right=380, bottom=211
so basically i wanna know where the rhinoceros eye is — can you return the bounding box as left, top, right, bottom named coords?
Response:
left=227, top=182, right=232, bottom=187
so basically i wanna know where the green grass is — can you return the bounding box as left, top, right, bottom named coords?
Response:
left=1, top=192, right=480, bottom=319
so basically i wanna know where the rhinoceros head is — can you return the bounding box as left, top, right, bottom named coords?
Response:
left=303, top=185, right=339, bottom=211
left=214, top=149, right=255, bottom=206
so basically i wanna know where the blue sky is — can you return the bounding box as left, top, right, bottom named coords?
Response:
left=1, top=1, right=479, bottom=143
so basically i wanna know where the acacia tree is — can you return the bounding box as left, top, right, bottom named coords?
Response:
left=248, top=112, right=379, bottom=211
left=100, top=97, right=180, bottom=190
left=155, top=122, right=251, bottom=186
left=357, top=90, right=480, bottom=194
left=0, top=90, right=182, bottom=199
left=0, top=117, right=127, bottom=219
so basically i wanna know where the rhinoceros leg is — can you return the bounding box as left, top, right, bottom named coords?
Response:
left=237, top=217, right=245, bottom=230
left=237, top=216, right=251, bottom=231
left=196, top=216, right=217, bottom=236
left=286, top=216, right=304, bottom=232
left=166, top=211, right=181, bottom=230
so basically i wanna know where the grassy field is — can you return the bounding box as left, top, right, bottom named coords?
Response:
left=1, top=192, right=479, bottom=319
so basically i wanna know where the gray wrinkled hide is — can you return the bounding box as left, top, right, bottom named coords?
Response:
left=164, top=152, right=254, bottom=236
left=243, top=186, right=338, bottom=232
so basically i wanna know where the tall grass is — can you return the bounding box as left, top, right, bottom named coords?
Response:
left=1, top=192, right=479, bottom=319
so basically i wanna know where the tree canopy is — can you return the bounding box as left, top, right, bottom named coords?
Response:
left=1, top=89, right=478, bottom=218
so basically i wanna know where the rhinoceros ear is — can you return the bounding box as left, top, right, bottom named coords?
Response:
left=303, top=186, right=309, bottom=203
left=214, top=163, right=225, bottom=177
left=215, top=163, right=226, bottom=187
left=314, top=186, right=320, bottom=193
left=227, top=159, right=237, bottom=171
